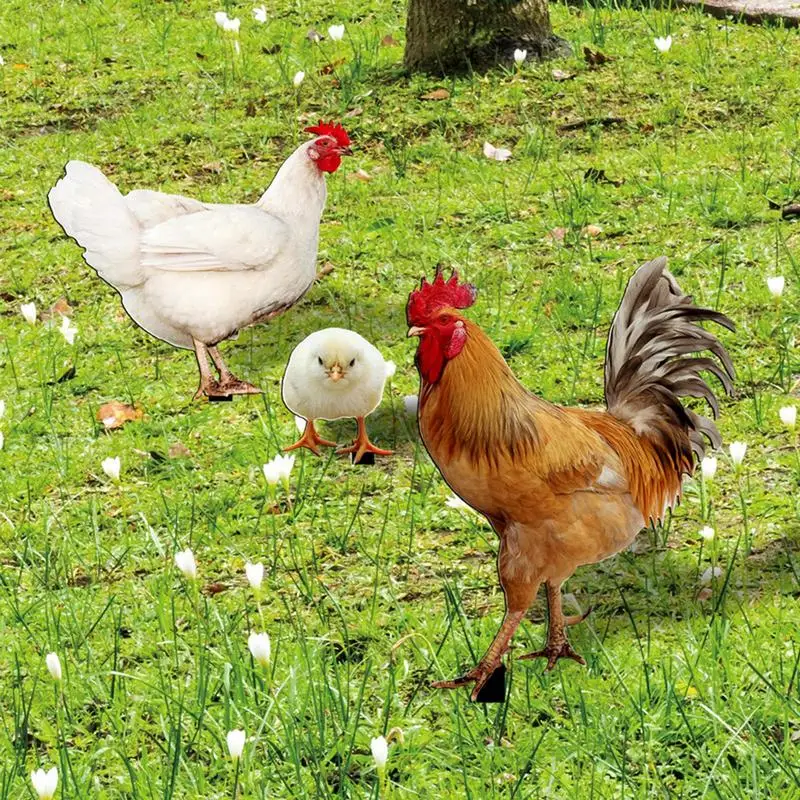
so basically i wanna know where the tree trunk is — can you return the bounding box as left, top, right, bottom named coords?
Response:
left=404, top=0, right=569, bottom=74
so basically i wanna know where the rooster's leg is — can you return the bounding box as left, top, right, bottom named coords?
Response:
left=193, top=340, right=226, bottom=399
left=208, top=345, right=261, bottom=395
left=518, top=581, right=587, bottom=670
left=335, top=417, right=393, bottom=463
left=284, top=419, right=337, bottom=456
left=432, top=609, right=527, bottom=701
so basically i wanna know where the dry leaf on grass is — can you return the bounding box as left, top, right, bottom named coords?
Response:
left=381, top=34, right=398, bottom=46
left=97, top=401, right=143, bottom=431
left=202, top=582, right=228, bottom=597
left=583, top=224, right=603, bottom=237
left=421, top=88, right=450, bottom=101
left=168, top=442, right=192, bottom=459
left=548, top=227, right=567, bottom=242
left=552, top=69, right=575, bottom=81
left=583, top=46, right=613, bottom=66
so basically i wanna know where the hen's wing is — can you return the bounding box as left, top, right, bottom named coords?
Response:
left=124, top=189, right=209, bottom=228
left=140, top=206, right=289, bottom=273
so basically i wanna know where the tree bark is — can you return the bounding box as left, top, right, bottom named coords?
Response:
left=404, top=0, right=569, bottom=74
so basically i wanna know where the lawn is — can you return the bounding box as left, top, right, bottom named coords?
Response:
left=1, top=0, right=799, bottom=797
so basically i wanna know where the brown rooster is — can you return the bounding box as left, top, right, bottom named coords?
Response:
left=407, top=258, right=735, bottom=700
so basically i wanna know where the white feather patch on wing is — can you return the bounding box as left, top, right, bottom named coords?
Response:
left=140, top=206, right=289, bottom=273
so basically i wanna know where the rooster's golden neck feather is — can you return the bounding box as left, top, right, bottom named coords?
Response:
left=419, top=320, right=543, bottom=466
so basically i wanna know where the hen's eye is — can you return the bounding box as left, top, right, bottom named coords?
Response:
left=349, top=358, right=356, bottom=367
left=317, top=357, right=323, bottom=365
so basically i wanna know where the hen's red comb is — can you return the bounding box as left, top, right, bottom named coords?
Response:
left=304, top=120, right=351, bottom=148
left=407, top=270, right=477, bottom=325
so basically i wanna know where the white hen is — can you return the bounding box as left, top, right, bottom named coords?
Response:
left=48, top=121, right=352, bottom=398
left=281, top=328, right=394, bottom=463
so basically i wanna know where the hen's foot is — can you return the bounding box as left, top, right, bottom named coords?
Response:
left=284, top=421, right=337, bottom=456
left=432, top=658, right=503, bottom=702
left=518, top=640, right=585, bottom=671
left=216, top=377, right=261, bottom=395
left=194, top=379, right=230, bottom=400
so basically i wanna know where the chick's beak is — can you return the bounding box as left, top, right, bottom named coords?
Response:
left=328, top=364, right=344, bottom=382
left=407, top=326, right=426, bottom=338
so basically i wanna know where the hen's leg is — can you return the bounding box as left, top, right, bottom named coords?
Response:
left=284, top=419, right=337, bottom=456
left=335, top=417, right=393, bottom=463
left=518, top=581, right=588, bottom=670
left=208, top=345, right=261, bottom=395
left=193, top=340, right=225, bottom=399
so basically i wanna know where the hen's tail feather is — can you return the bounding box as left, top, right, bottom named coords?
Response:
left=605, top=257, right=735, bottom=469
left=48, top=161, right=143, bottom=290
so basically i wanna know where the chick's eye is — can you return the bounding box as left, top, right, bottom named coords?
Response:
left=317, top=357, right=323, bottom=366
left=349, top=358, right=356, bottom=367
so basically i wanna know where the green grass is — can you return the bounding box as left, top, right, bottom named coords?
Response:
left=1, top=0, right=800, bottom=796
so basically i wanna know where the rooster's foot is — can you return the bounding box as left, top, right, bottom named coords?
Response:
left=217, top=378, right=261, bottom=395
left=285, top=421, right=337, bottom=456
left=518, top=639, right=585, bottom=671
left=432, top=659, right=503, bottom=701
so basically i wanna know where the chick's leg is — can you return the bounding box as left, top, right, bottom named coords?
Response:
left=284, top=419, right=337, bottom=456
left=518, top=580, right=589, bottom=670
left=336, top=417, right=393, bottom=463
left=193, top=339, right=225, bottom=399
left=208, top=345, right=261, bottom=395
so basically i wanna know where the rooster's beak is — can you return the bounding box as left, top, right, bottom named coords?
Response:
left=340, top=146, right=353, bottom=156
left=407, top=326, right=426, bottom=338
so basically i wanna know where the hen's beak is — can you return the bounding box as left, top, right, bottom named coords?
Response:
left=407, top=326, right=426, bottom=338
left=340, top=146, right=353, bottom=156
left=328, top=364, right=344, bottom=382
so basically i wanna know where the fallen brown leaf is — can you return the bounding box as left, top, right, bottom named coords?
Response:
left=583, top=224, right=603, bottom=237
left=319, top=58, right=346, bottom=75
left=344, top=106, right=363, bottom=118
left=201, top=161, right=223, bottom=174
left=548, top=227, right=567, bottom=242
left=49, top=297, right=74, bottom=316
left=381, top=34, right=399, bottom=46
left=352, top=169, right=372, bottom=182
left=202, top=582, right=228, bottom=597
left=420, top=88, right=450, bottom=101
left=551, top=69, right=575, bottom=81
left=782, top=203, right=800, bottom=219
left=97, top=401, right=143, bottom=431
left=696, top=587, right=713, bottom=602
left=316, top=261, right=335, bottom=280
left=168, top=442, right=192, bottom=459
left=583, top=46, right=613, bottom=66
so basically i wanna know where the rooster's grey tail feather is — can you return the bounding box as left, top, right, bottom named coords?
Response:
left=605, top=257, right=735, bottom=463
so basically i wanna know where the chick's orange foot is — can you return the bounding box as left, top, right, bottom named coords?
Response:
left=518, top=639, right=586, bottom=671
left=335, top=417, right=393, bottom=464
left=284, top=420, right=337, bottom=456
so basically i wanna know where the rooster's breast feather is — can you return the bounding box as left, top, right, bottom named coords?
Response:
left=140, top=206, right=289, bottom=273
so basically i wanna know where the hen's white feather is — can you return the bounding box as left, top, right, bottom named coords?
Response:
left=48, top=140, right=329, bottom=351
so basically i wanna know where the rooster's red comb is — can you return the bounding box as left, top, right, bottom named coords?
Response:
left=304, top=120, right=351, bottom=148
left=407, top=270, right=477, bottom=325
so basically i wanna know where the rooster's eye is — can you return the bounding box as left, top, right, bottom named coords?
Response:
left=439, top=315, right=452, bottom=324
left=349, top=358, right=355, bottom=367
